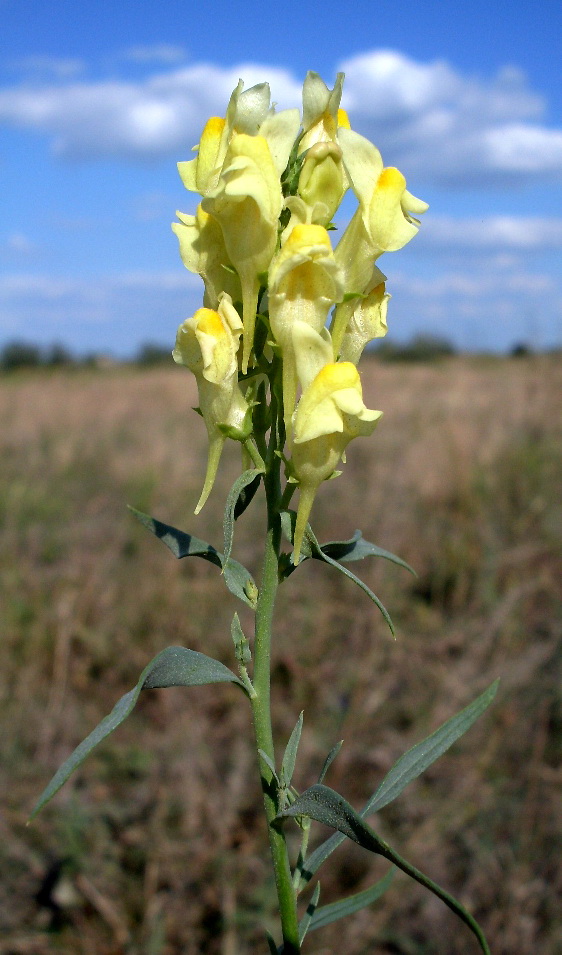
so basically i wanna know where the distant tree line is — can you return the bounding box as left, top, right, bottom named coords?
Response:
left=0, top=340, right=174, bottom=371
left=0, top=336, right=555, bottom=372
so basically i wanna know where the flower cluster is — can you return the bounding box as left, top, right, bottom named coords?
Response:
left=173, top=72, right=427, bottom=560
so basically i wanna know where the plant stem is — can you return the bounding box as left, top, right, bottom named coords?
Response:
left=251, top=459, right=300, bottom=954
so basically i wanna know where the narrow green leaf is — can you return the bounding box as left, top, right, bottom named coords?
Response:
left=265, top=930, right=278, bottom=955
left=281, top=712, right=303, bottom=787
left=321, top=531, right=416, bottom=576
left=279, top=513, right=395, bottom=632
left=298, top=882, right=321, bottom=944
left=233, top=471, right=262, bottom=519
left=307, top=868, right=394, bottom=933
left=130, top=506, right=222, bottom=566
left=223, top=561, right=258, bottom=608
left=223, top=469, right=263, bottom=564
left=301, top=680, right=499, bottom=886
left=279, top=513, right=413, bottom=581
left=366, top=678, right=500, bottom=814
left=129, top=507, right=257, bottom=607
left=231, top=613, right=251, bottom=664
left=31, top=647, right=246, bottom=819
left=317, top=740, right=343, bottom=784
left=258, top=749, right=279, bottom=784
left=306, top=526, right=394, bottom=635
left=280, top=785, right=490, bottom=954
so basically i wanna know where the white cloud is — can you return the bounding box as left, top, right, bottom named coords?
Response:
left=11, top=55, right=86, bottom=78
left=387, top=263, right=562, bottom=351
left=0, top=62, right=300, bottom=160
left=0, top=270, right=199, bottom=354
left=0, top=49, right=560, bottom=186
left=0, top=260, right=560, bottom=355
left=340, top=51, right=562, bottom=185
left=422, top=216, right=562, bottom=250
left=122, top=45, right=188, bottom=65
left=1, top=233, right=36, bottom=255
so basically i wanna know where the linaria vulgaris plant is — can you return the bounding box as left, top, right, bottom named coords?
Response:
left=33, top=72, right=498, bottom=954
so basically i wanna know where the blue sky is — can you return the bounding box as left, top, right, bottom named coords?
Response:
left=1, top=0, right=561, bottom=355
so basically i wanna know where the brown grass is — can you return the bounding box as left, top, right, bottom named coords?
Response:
left=0, top=355, right=560, bottom=954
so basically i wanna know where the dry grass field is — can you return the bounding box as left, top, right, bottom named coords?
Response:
left=0, top=355, right=560, bottom=955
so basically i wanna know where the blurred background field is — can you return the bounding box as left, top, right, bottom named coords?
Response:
left=0, top=353, right=560, bottom=955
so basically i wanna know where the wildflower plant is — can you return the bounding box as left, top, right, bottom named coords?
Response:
left=33, top=73, right=498, bottom=953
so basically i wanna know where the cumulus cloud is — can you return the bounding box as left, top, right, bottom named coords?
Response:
left=422, top=216, right=562, bottom=250
left=340, top=50, right=562, bottom=185
left=1, top=48, right=560, bottom=186
left=0, top=62, right=300, bottom=160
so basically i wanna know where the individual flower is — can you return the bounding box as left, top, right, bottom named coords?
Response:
left=178, top=80, right=300, bottom=199
left=172, top=203, right=241, bottom=309
left=295, top=72, right=350, bottom=226
left=173, top=294, right=251, bottom=514
left=177, top=80, right=271, bottom=197
left=338, top=272, right=390, bottom=365
left=289, top=323, right=382, bottom=562
left=269, top=223, right=344, bottom=435
left=299, top=71, right=350, bottom=153
left=331, top=127, right=428, bottom=354
left=202, top=133, right=284, bottom=372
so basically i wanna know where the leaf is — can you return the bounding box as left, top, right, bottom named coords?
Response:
left=223, top=469, right=263, bottom=565
left=223, top=561, right=258, bottom=608
left=279, top=512, right=394, bottom=632
left=130, top=506, right=222, bottom=566
left=366, top=678, right=500, bottom=815
left=307, top=526, right=395, bottom=635
left=279, top=785, right=491, bottom=955
left=234, top=471, right=262, bottom=520
left=301, top=680, right=499, bottom=886
left=265, top=930, right=279, bottom=955
left=307, top=869, right=394, bottom=933
left=258, top=749, right=279, bottom=784
left=298, top=882, right=321, bottom=944
left=279, top=512, right=413, bottom=580
left=317, top=740, right=343, bottom=784
left=321, top=531, right=416, bottom=576
left=31, top=647, right=246, bottom=819
left=281, top=712, right=303, bottom=788
left=129, top=507, right=257, bottom=608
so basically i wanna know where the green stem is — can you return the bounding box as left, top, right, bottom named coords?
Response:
left=244, top=437, right=266, bottom=472
left=251, top=459, right=300, bottom=955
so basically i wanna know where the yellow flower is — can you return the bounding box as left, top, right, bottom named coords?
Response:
left=173, top=294, right=250, bottom=513
left=177, top=80, right=271, bottom=196
left=289, top=324, right=382, bottom=561
left=178, top=80, right=299, bottom=199
left=203, top=133, right=284, bottom=372
left=172, top=203, right=241, bottom=309
left=297, top=140, right=346, bottom=226
left=331, top=127, right=427, bottom=354
left=338, top=273, right=390, bottom=365
left=300, top=71, right=350, bottom=153
left=269, top=223, right=344, bottom=434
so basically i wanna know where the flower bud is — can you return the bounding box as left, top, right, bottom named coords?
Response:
left=298, top=141, right=345, bottom=225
